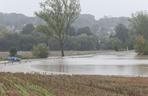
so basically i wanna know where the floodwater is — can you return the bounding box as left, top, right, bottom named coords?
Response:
left=32, top=51, right=148, bottom=76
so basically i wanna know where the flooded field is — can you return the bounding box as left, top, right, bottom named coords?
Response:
left=33, top=51, right=148, bottom=76
left=1, top=51, right=148, bottom=76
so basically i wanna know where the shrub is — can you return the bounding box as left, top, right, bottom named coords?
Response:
left=32, top=44, right=49, bottom=58
left=9, top=48, right=17, bottom=56
left=109, top=37, right=122, bottom=51
left=135, top=35, right=148, bottom=55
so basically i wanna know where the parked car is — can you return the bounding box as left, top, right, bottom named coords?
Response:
left=7, top=56, right=21, bottom=62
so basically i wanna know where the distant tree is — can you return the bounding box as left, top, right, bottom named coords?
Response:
left=115, top=24, right=129, bottom=42
left=114, top=23, right=129, bottom=49
left=0, top=25, right=10, bottom=33
left=130, top=11, right=148, bottom=39
left=76, top=34, right=97, bottom=50
left=77, top=27, right=92, bottom=36
left=110, top=37, right=122, bottom=51
left=32, top=44, right=49, bottom=58
left=21, top=24, right=35, bottom=34
left=35, top=25, right=52, bottom=49
left=64, top=34, right=98, bottom=50
left=35, top=0, right=81, bottom=56
left=130, top=11, right=148, bottom=54
left=135, top=35, right=145, bottom=54
left=18, top=34, right=39, bottom=51
left=0, top=30, right=47, bottom=51
left=66, top=27, right=76, bottom=36
left=9, top=48, right=17, bottom=57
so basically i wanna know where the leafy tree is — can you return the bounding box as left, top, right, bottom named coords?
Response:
left=64, top=36, right=80, bottom=50
left=76, top=34, right=97, bottom=50
left=9, top=48, right=17, bottom=56
left=35, top=0, right=81, bottom=56
left=64, top=34, right=98, bottom=50
left=115, top=23, right=129, bottom=49
left=110, top=37, right=122, bottom=51
left=130, top=11, right=148, bottom=39
left=130, top=11, right=148, bottom=54
left=66, top=27, right=76, bottom=36
left=135, top=35, right=148, bottom=55
left=35, top=25, right=52, bottom=49
left=0, top=30, right=46, bottom=51
left=115, top=24, right=129, bottom=43
left=21, top=24, right=35, bottom=34
left=32, top=44, right=49, bottom=58
left=77, top=27, right=92, bottom=36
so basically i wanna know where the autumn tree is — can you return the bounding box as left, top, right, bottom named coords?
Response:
left=130, top=11, right=148, bottom=55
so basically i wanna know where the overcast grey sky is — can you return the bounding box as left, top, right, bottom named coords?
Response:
left=0, top=0, right=148, bottom=19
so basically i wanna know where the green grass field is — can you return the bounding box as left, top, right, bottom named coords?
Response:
left=0, top=73, right=148, bottom=96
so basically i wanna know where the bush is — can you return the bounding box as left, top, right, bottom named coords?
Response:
left=109, top=37, right=122, bottom=51
left=134, top=35, right=148, bottom=55
left=32, top=44, right=49, bottom=58
left=9, top=48, right=17, bottom=56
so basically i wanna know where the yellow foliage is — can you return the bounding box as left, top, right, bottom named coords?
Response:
left=135, top=35, right=145, bottom=45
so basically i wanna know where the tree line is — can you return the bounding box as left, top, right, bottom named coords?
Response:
left=0, top=11, right=148, bottom=56
left=0, top=0, right=148, bottom=56
left=0, top=23, right=99, bottom=51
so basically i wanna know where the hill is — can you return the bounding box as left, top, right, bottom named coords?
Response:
left=0, top=12, right=43, bottom=32
left=0, top=12, right=129, bottom=37
left=73, top=15, right=129, bottom=37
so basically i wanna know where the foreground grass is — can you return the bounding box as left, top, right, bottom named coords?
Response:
left=0, top=73, right=148, bottom=96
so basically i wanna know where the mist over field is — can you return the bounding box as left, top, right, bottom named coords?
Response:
left=1, top=0, right=148, bottom=96
left=0, top=0, right=148, bottom=19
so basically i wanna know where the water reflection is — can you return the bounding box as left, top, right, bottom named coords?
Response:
left=33, top=51, right=148, bottom=76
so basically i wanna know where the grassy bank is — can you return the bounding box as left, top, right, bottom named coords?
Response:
left=49, top=51, right=98, bottom=56
left=0, top=51, right=98, bottom=59
left=0, top=73, right=148, bottom=96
